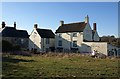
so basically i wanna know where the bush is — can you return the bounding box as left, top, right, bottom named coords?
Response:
left=2, top=40, right=13, bottom=52
left=2, top=40, right=21, bottom=52
left=12, top=45, right=21, bottom=51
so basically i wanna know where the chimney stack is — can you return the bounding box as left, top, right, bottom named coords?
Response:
left=34, top=24, right=38, bottom=29
left=85, top=15, right=89, bottom=23
left=93, top=23, right=97, bottom=31
left=14, top=22, right=16, bottom=29
left=60, top=20, right=64, bottom=26
left=2, top=21, right=6, bottom=28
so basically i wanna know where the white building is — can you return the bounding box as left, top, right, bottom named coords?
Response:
left=55, top=15, right=118, bottom=56
left=29, top=24, right=55, bottom=53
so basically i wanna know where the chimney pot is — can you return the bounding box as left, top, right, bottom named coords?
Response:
left=60, top=20, right=64, bottom=26
left=34, top=24, right=38, bottom=29
left=93, top=23, right=97, bottom=31
left=14, top=22, right=16, bottom=29
left=2, top=21, right=6, bottom=28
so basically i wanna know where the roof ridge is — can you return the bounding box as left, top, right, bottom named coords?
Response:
left=5, top=26, right=14, bottom=28
left=17, top=29, right=27, bottom=31
left=36, top=28, right=52, bottom=31
left=36, top=28, right=55, bottom=38
left=5, top=27, right=27, bottom=32
left=64, top=21, right=85, bottom=25
left=56, top=21, right=87, bottom=33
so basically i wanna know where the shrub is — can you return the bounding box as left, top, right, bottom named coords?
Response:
left=2, top=40, right=13, bottom=52
left=2, top=40, right=21, bottom=52
left=12, top=45, right=21, bottom=51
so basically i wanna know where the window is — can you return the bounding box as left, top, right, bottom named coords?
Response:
left=21, top=39, right=24, bottom=44
left=34, top=32, right=37, bottom=34
left=58, top=40, right=62, bottom=46
left=73, top=41, right=77, bottom=47
left=73, top=33, right=77, bottom=37
left=46, top=38, right=50, bottom=44
left=59, top=34, right=62, bottom=38
left=34, top=32, right=37, bottom=38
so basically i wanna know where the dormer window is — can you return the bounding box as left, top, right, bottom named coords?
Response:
left=73, top=33, right=77, bottom=37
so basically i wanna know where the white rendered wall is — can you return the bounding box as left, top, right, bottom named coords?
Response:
left=29, top=29, right=42, bottom=52
left=83, top=23, right=93, bottom=41
left=82, top=42, right=108, bottom=55
left=41, top=38, right=55, bottom=52
left=55, top=33, right=71, bottom=50
left=55, top=32, right=83, bottom=51
left=93, top=31, right=100, bottom=41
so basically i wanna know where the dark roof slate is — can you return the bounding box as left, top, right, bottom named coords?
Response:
left=36, top=28, right=55, bottom=38
left=56, top=22, right=87, bottom=33
left=2, top=27, right=29, bottom=38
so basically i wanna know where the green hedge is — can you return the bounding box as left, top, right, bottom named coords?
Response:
left=2, top=40, right=13, bottom=51
left=2, top=40, right=21, bottom=52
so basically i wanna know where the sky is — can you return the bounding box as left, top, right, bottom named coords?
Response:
left=118, top=1, right=120, bottom=37
left=1, top=2, right=119, bottom=37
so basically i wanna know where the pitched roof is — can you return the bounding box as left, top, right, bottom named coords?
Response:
left=2, top=26, right=29, bottom=38
left=36, top=28, right=55, bottom=38
left=17, top=30, right=29, bottom=38
left=55, top=22, right=87, bottom=33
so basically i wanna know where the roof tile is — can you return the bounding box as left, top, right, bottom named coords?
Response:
left=56, top=22, right=87, bottom=33
left=2, top=27, right=29, bottom=38
left=36, top=29, right=55, bottom=38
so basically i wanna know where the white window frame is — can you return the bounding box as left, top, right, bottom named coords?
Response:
left=73, top=33, right=77, bottom=37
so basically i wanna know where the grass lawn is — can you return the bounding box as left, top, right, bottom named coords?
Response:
left=2, top=52, right=120, bottom=79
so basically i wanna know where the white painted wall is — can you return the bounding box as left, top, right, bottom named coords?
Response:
left=55, top=32, right=83, bottom=51
left=83, top=42, right=108, bottom=55
left=93, top=31, right=100, bottom=41
left=29, top=28, right=55, bottom=52
left=55, top=33, right=71, bottom=50
left=41, top=38, right=55, bottom=52
left=55, top=32, right=117, bottom=56
left=55, top=31, right=117, bottom=56
left=55, top=22, right=108, bottom=55
left=83, top=23, right=93, bottom=41
left=29, top=29, right=42, bottom=52
left=72, top=32, right=83, bottom=48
